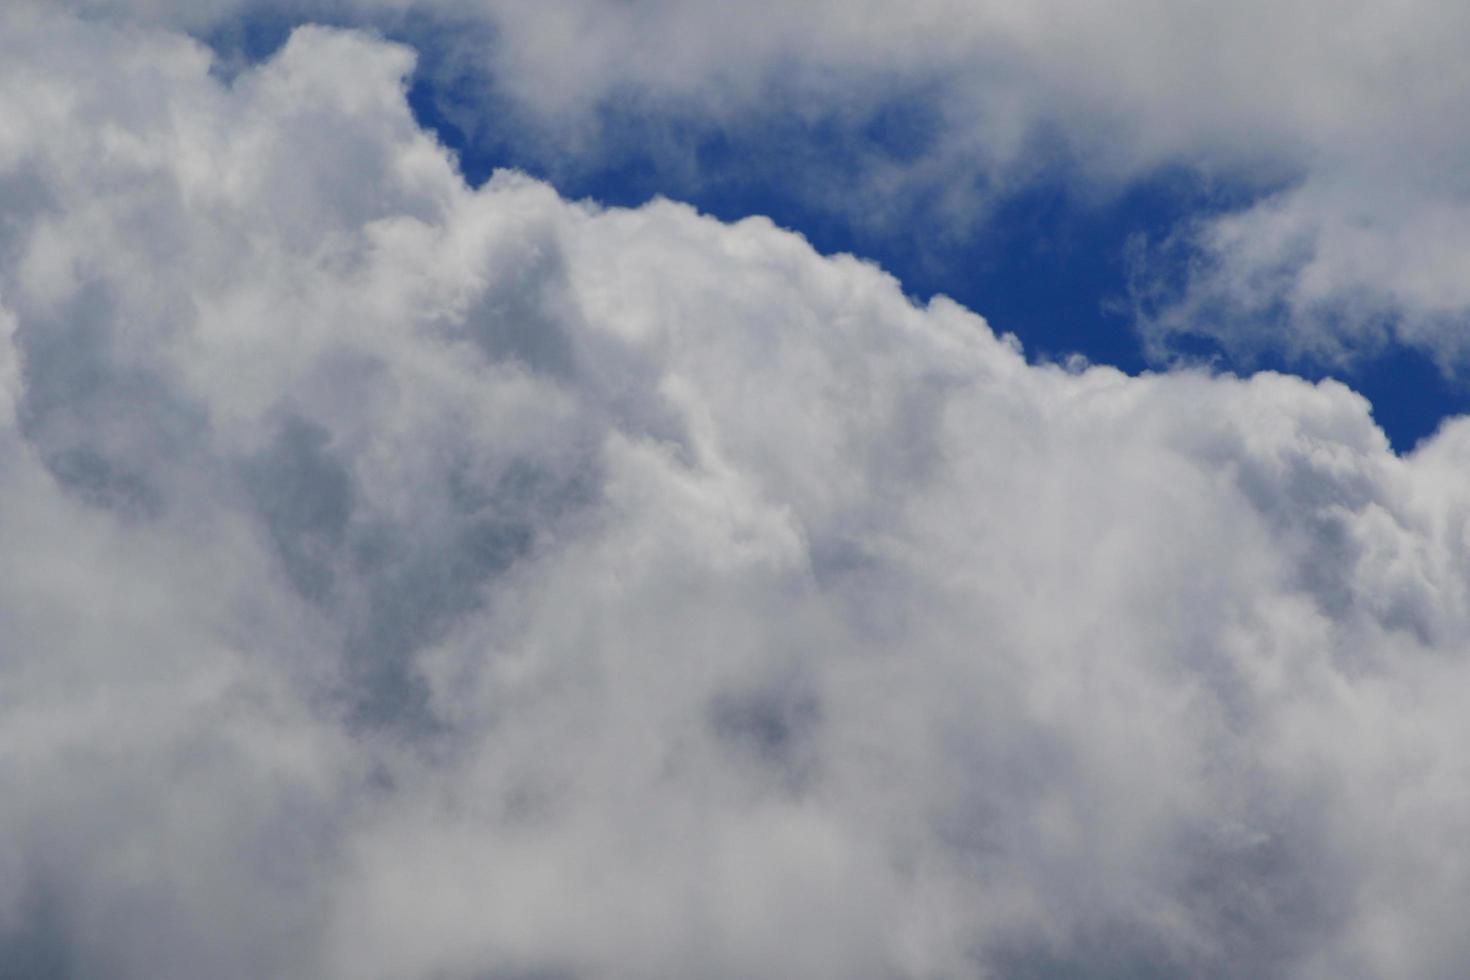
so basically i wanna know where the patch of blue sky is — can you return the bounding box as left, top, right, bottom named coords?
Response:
left=200, top=4, right=297, bottom=80
left=200, top=15, right=1468, bottom=453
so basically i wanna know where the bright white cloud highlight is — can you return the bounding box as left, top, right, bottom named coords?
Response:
left=4, top=8, right=1470, bottom=978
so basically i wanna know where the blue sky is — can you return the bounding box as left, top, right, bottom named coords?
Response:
left=418, top=98, right=1468, bottom=454
left=203, top=8, right=1470, bottom=452
left=403, top=24, right=1470, bottom=452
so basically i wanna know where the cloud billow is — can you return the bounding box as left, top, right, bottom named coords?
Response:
left=64, top=0, right=1470, bottom=372
left=3, top=8, right=1470, bottom=978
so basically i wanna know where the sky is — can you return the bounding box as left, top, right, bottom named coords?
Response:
left=6, top=2, right=1470, bottom=978
left=203, top=0, right=1470, bottom=451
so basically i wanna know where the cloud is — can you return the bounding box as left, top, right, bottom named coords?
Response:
left=54, top=0, right=1470, bottom=368
left=4, top=8, right=1470, bottom=978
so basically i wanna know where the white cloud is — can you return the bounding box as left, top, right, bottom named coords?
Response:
left=4, top=8, right=1470, bottom=978
left=54, top=0, right=1470, bottom=364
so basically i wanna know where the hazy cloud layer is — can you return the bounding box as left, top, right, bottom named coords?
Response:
left=5, top=8, right=1470, bottom=978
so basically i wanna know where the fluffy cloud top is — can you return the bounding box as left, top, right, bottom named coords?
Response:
left=55, top=0, right=1470, bottom=368
left=4, top=7, right=1470, bottom=979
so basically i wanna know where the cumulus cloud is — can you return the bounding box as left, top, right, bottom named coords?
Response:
left=54, top=0, right=1470, bottom=367
left=5, top=7, right=1470, bottom=979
